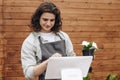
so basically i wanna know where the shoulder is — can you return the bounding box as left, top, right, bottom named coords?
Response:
left=22, top=32, right=39, bottom=47
left=57, top=31, right=70, bottom=39
left=23, top=32, right=35, bottom=43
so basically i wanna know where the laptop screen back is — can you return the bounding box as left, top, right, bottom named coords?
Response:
left=45, top=56, right=93, bottom=79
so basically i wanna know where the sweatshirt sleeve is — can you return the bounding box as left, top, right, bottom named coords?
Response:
left=21, top=35, right=37, bottom=80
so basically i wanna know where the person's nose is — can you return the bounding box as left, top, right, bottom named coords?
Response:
left=46, top=21, right=51, bottom=26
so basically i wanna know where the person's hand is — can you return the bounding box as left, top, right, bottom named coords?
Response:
left=47, top=53, right=62, bottom=63
left=51, top=53, right=62, bottom=57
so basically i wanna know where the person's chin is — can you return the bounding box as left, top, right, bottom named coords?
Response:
left=44, top=29, right=51, bottom=33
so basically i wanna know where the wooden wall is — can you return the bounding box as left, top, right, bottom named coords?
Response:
left=0, top=0, right=4, bottom=79
left=0, top=0, right=120, bottom=80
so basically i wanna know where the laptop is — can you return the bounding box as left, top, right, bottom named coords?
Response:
left=45, top=56, right=93, bottom=79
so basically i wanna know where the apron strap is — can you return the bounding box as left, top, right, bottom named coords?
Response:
left=38, top=36, right=43, bottom=44
left=56, top=33, right=63, bottom=40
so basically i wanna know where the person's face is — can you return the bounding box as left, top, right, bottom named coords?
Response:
left=40, top=12, right=55, bottom=33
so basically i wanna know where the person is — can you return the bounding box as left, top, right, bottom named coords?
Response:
left=21, top=2, right=76, bottom=80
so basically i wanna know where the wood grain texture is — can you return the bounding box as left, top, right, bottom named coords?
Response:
left=0, top=0, right=2, bottom=6
left=1, top=0, right=120, bottom=80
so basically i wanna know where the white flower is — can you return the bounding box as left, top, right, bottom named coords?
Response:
left=81, top=41, right=98, bottom=50
left=81, top=41, right=89, bottom=46
left=92, top=42, right=98, bottom=49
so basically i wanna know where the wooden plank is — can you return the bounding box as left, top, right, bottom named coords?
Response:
left=0, top=6, right=2, bottom=13
left=68, top=32, right=120, bottom=38
left=6, top=51, right=20, bottom=58
left=61, top=8, right=120, bottom=15
left=93, top=60, right=120, bottom=68
left=95, top=49, right=120, bottom=56
left=4, top=20, right=30, bottom=26
left=93, top=60, right=120, bottom=71
left=5, top=0, right=40, bottom=2
left=95, top=55, right=120, bottom=60
left=3, top=6, right=36, bottom=13
left=0, top=12, right=2, bottom=26
left=3, top=13, right=32, bottom=19
left=63, top=20, right=120, bottom=26
left=62, top=14, right=120, bottom=21
left=4, top=0, right=41, bottom=7
left=0, top=45, right=3, bottom=51
left=0, top=39, right=4, bottom=44
left=6, top=52, right=20, bottom=59
left=0, top=65, right=3, bottom=71
left=0, top=18, right=2, bottom=25
left=56, top=2, right=120, bottom=9
left=89, top=71, right=119, bottom=80
left=4, top=32, right=30, bottom=38
left=3, top=1, right=120, bottom=9
left=62, top=25, right=120, bottom=32
left=0, top=13, right=2, bottom=18
left=6, top=57, right=21, bottom=64
left=95, top=53, right=120, bottom=59
left=3, top=26, right=30, bottom=31
left=0, top=58, right=4, bottom=65
left=5, top=77, right=38, bottom=80
left=104, top=43, right=120, bottom=48
left=5, top=77, right=26, bottom=80
left=0, top=72, right=4, bottom=78
left=0, top=52, right=4, bottom=58
left=5, top=39, right=24, bottom=45
left=71, top=37, right=120, bottom=44
left=5, top=70, right=24, bottom=77
left=4, top=0, right=120, bottom=4
left=0, top=0, right=2, bottom=6
left=5, top=64, right=22, bottom=70
left=0, top=26, right=3, bottom=31
left=3, top=7, right=120, bottom=15
left=4, top=45, right=21, bottom=51
left=73, top=44, right=83, bottom=49
left=56, top=0, right=120, bottom=4
left=93, top=65, right=120, bottom=71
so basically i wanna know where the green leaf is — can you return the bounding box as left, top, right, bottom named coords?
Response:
left=106, top=74, right=111, bottom=80
left=111, top=75, right=117, bottom=80
left=83, top=75, right=90, bottom=80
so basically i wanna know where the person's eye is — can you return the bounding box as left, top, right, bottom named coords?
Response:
left=43, top=18, right=48, bottom=21
left=51, top=19, right=55, bottom=22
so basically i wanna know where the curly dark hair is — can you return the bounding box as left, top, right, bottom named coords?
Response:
left=30, top=2, right=62, bottom=33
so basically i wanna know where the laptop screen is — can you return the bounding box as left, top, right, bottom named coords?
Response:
left=45, top=56, right=93, bottom=79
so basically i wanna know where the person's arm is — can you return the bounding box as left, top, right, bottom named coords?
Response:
left=33, top=53, right=62, bottom=77
left=33, top=59, right=48, bottom=77
left=21, top=39, right=50, bottom=79
left=66, top=34, right=76, bottom=56
left=21, top=39, right=37, bottom=80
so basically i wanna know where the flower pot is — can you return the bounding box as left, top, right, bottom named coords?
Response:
left=82, top=49, right=95, bottom=59
left=82, top=49, right=95, bottom=73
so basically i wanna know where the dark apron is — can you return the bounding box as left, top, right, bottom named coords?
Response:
left=38, top=34, right=67, bottom=80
